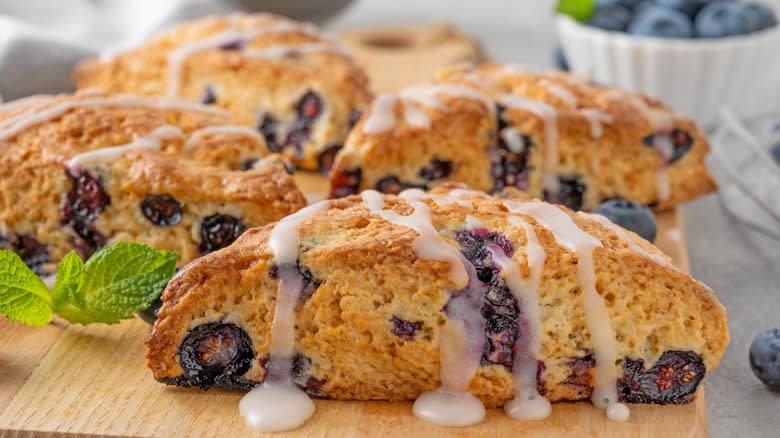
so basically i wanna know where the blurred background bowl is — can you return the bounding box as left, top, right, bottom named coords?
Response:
left=236, top=0, right=354, bottom=23
left=556, top=13, right=780, bottom=127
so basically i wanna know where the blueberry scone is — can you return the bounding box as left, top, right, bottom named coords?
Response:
left=329, top=64, right=716, bottom=211
left=145, top=184, right=728, bottom=424
left=73, top=13, right=373, bottom=172
left=0, top=91, right=306, bottom=275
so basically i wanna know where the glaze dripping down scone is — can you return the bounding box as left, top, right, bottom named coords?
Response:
left=73, top=13, right=373, bottom=172
left=329, top=64, right=716, bottom=210
left=0, top=90, right=306, bottom=275
left=145, top=184, right=728, bottom=409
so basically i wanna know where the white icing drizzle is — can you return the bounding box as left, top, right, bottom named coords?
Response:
left=502, top=127, right=528, bottom=154
left=606, top=401, right=630, bottom=422
left=362, top=94, right=399, bottom=135
left=243, top=43, right=349, bottom=60
left=0, top=96, right=228, bottom=142
left=505, top=201, right=628, bottom=419
left=579, top=108, right=613, bottom=139
left=502, top=96, right=560, bottom=196
left=486, top=215, right=551, bottom=420
left=361, top=190, right=485, bottom=426
left=362, top=85, right=494, bottom=135
left=167, top=21, right=323, bottom=97
left=241, top=201, right=329, bottom=432
left=580, top=213, right=668, bottom=267
left=0, top=94, right=50, bottom=115
left=66, top=125, right=184, bottom=168
left=540, top=80, right=577, bottom=108
left=605, top=91, right=673, bottom=132
left=183, top=125, right=265, bottom=151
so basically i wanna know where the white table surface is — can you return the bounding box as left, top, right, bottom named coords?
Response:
left=328, top=1, right=780, bottom=437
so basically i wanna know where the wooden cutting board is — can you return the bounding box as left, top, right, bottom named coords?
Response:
left=0, top=25, right=706, bottom=438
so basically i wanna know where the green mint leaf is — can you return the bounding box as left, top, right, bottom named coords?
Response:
left=52, top=251, right=84, bottom=310
left=0, top=250, right=53, bottom=327
left=556, top=0, right=595, bottom=22
left=70, top=242, right=178, bottom=324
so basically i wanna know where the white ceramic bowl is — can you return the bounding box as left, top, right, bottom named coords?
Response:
left=556, top=14, right=780, bottom=127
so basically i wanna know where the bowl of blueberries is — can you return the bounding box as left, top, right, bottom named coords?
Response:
left=556, top=0, right=780, bottom=127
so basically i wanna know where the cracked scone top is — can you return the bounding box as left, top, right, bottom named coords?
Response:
left=145, top=184, right=728, bottom=427
left=329, top=64, right=716, bottom=211
left=73, top=13, right=373, bottom=172
left=0, top=90, right=306, bottom=275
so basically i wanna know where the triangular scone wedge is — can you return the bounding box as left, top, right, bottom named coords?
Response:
left=146, top=184, right=728, bottom=409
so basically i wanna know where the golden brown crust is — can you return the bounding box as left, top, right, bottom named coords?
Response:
left=329, top=64, right=716, bottom=210
left=145, top=185, right=728, bottom=406
left=0, top=90, right=305, bottom=272
left=73, top=13, right=373, bottom=171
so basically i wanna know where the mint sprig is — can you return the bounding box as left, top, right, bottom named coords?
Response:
left=0, top=242, right=178, bottom=327
left=556, top=0, right=595, bottom=22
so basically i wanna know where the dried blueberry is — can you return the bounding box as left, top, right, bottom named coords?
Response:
left=619, top=350, right=705, bottom=404
left=178, top=323, right=255, bottom=389
left=0, top=233, right=49, bottom=274
left=284, top=120, right=310, bottom=159
left=330, top=168, right=362, bottom=198
left=375, top=176, right=404, bottom=195
left=61, top=169, right=110, bottom=258
left=198, top=213, right=245, bottom=253
left=390, top=316, right=423, bottom=340
left=490, top=107, right=533, bottom=192
left=545, top=175, right=587, bottom=211
left=417, top=158, right=452, bottom=181
left=141, top=194, right=182, bottom=227
left=291, top=353, right=327, bottom=397
left=257, top=113, right=282, bottom=152
left=317, top=144, right=342, bottom=174
left=218, top=39, right=245, bottom=51
left=348, top=109, right=362, bottom=129
left=296, top=91, right=323, bottom=122
left=201, top=85, right=217, bottom=105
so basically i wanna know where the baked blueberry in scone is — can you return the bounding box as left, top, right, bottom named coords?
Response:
left=329, top=64, right=716, bottom=211
left=73, top=13, right=373, bottom=172
left=145, top=184, right=728, bottom=418
left=0, top=91, right=306, bottom=275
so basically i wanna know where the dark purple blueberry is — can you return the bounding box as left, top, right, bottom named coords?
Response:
left=619, top=350, right=705, bottom=404
left=138, top=297, right=163, bottom=325
left=642, top=128, right=693, bottom=164
left=750, top=329, right=780, bottom=391
left=417, top=158, right=452, bottom=181
left=291, top=353, right=327, bottom=397
left=317, top=144, right=342, bottom=174
left=284, top=120, right=310, bottom=159
left=588, top=5, right=633, bottom=31
left=140, top=194, right=182, bottom=227
left=348, top=109, right=362, bottom=129
left=564, top=352, right=596, bottom=400
left=257, top=113, right=282, bottom=152
left=198, top=213, right=245, bottom=253
left=178, top=322, right=255, bottom=389
left=330, top=168, right=362, bottom=198
left=240, top=159, right=258, bottom=171
left=489, top=106, right=533, bottom=192
left=218, top=39, right=245, bottom=51
left=201, top=85, right=217, bottom=105
left=61, top=168, right=110, bottom=258
left=269, top=262, right=321, bottom=305
left=0, top=233, right=49, bottom=274
left=628, top=6, right=694, bottom=38
left=454, top=228, right=519, bottom=368
left=375, top=176, right=404, bottom=195
left=296, top=91, right=323, bottom=122
left=390, top=316, right=423, bottom=340
left=545, top=175, right=586, bottom=211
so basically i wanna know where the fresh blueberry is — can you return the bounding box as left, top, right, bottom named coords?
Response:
left=596, top=199, right=657, bottom=242
left=545, top=175, right=587, bottom=211
left=743, top=2, right=778, bottom=32
left=140, top=194, right=182, bottom=226
left=375, top=176, right=405, bottom=194
left=655, top=0, right=708, bottom=18
left=198, top=213, right=245, bottom=253
left=772, top=142, right=780, bottom=163
left=201, top=85, right=217, bottom=105
left=628, top=6, right=694, bottom=38
left=750, top=329, right=780, bottom=391
left=554, top=46, right=569, bottom=71
left=695, top=2, right=753, bottom=37
left=588, top=5, right=634, bottom=31
left=597, top=0, right=646, bottom=11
